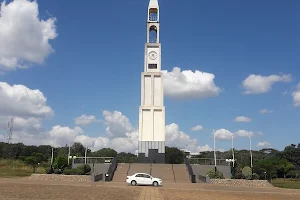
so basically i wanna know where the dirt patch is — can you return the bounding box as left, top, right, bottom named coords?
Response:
left=0, top=182, right=141, bottom=200
left=160, top=188, right=300, bottom=200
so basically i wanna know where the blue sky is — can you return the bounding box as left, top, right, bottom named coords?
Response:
left=0, top=0, right=299, bottom=153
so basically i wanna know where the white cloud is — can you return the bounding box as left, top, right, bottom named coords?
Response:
left=166, top=123, right=211, bottom=153
left=103, top=110, right=135, bottom=138
left=0, top=0, right=57, bottom=72
left=0, top=82, right=53, bottom=142
left=292, top=83, right=300, bottom=107
left=213, top=129, right=233, bottom=140
left=162, top=67, right=221, bottom=100
left=0, top=82, right=54, bottom=118
left=260, top=109, right=273, bottom=114
left=234, top=116, right=252, bottom=122
left=235, top=130, right=254, bottom=137
left=242, top=74, right=291, bottom=94
left=191, top=125, right=203, bottom=132
left=74, top=114, right=99, bottom=126
left=257, top=141, right=272, bottom=149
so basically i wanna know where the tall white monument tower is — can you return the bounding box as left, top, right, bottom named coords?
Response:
left=138, top=0, right=165, bottom=163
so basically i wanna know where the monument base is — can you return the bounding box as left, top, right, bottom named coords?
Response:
left=138, top=141, right=165, bottom=163
left=138, top=151, right=165, bottom=163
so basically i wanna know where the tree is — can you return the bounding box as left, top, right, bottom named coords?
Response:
left=165, top=147, right=184, bottom=164
left=91, top=148, right=117, bottom=157
left=282, top=144, right=300, bottom=169
left=242, top=166, right=252, bottom=179
left=278, top=159, right=294, bottom=179
left=206, top=168, right=224, bottom=179
left=24, top=153, right=44, bottom=173
left=53, top=156, right=68, bottom=169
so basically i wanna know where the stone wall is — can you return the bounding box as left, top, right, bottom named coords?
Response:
left=28, top=174, right=91, bottom=182
left=210, top=179, right=273, bottom=188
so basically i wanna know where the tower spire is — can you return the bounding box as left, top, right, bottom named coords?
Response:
left=148, top=0, right=159, bottom=8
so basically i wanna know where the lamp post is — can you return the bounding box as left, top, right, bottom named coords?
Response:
left=213, top=129, right=217, bottom=174
left=69, top=155, right=76, bottom=168
left=232, top=134, right=235, bottom=167
left=85, top=145, right=88, bottom=165
left=249, top=135, right=253, bottom=175
left=68, top=141, right=71, bottom=165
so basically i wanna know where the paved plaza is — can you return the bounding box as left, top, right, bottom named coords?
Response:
left=0, top=178, right=300, bottom=200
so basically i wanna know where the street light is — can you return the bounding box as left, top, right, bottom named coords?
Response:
left=85, top=145, right=88, bottom=165
left=68, top=141, right=71, bottom=165
left=249, top=135, right=253, bottom=175
left=231, top=134, right=235, bottom=168
left=69, top=155, right=76, bottom=168
left=213, top=129, right=217, bottom=174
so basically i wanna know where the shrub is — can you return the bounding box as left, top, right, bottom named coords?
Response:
left=286, top=170, right=300, bottom=179
left=206, top=168, right=224, bottom=179
left=46, top=168, right=54, bottom=174
left=53, top=156, right=68, bottom=170
left=77, top=164, right=91, bottom=174
left=63, top=168, right=85, bottom=175
left=234, top=173, right=245, bottom=179
left=242, top=166, right=252, bottom=180
left=252, top=173, right=259, bottom=180
left=53, top=169, right=62, bottom=174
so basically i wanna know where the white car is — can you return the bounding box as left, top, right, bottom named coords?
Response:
left=126, top=173, right=162, bottom=186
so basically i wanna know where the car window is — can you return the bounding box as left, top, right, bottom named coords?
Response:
left=144, top=175, right=151, bottom=178
left=135, top=174, right=143, bottom=177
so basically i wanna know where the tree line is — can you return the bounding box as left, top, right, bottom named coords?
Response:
left=1, top=142, right=299, bottom=179
left=191, top=144, right=300, bottom=179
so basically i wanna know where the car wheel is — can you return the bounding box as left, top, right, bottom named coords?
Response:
left=153, top=181, right=158, bottom=187
left=131, top=180, right=137, bottom=186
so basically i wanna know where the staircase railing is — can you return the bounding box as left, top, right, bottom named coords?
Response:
left=106, top=157, right=117, bottom=181
left=184, top=158, right=196, bottom=183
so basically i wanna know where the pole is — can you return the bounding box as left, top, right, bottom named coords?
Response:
left=213, top=129, right=217, bottom=174
left=68, top=141, right=71, bottom=165
left=85, top=145, right=87, bottom=165
left=232, top=134, right=235, bottom=167
left=50, top=147, right=54, bottom=167
left=249, top=135, right=253, bottom=173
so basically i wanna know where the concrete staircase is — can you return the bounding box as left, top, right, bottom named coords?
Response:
left=151, top=164, right=175, bottom=183
left=112, top=163, right=191, bottom=183
left=127, top=164, right=151, bottom=176
left=173, top=164, right=190, bottom=183
left=112, top=163, right=130, bottom=182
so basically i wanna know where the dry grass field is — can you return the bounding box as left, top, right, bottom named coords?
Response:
left=0, top=178, right=300, bottom=200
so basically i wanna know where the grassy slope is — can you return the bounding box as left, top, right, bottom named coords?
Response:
left=0, top=159, right=46, bottom=178
left=271, top=179, right=300, bottom=189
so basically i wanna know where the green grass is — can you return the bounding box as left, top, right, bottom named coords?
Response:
left=271, top=178, right=300, bottom=189
left=0, top=159, right=46, bottom=178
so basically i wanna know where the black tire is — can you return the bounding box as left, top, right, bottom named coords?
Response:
left=153, top=181, right=158, bottom=187
left=131, top=180, right=137, bottom=186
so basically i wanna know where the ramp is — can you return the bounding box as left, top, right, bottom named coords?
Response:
left=151, top=164, right=175, bottom=183
left=112, top=163, right=130, bottom=182
left=127, top=164, right=151, bottom=176
left=173, top=164, right=190, bottom=183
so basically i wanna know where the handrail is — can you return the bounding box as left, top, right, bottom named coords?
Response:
left=189, top=158, right=229, bottom=166
left=185, top=158, right=196, bottom=183
left=106, top=157, right=117, bottom=181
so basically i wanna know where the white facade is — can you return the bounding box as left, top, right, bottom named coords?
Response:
left=139, top=0, right=165, bottom=151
